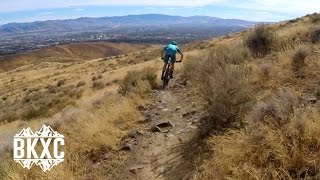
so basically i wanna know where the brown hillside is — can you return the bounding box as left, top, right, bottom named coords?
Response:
left=0, top=42, right=151, bottom=71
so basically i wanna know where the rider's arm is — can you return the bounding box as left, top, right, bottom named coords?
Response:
left=161, top=49, right=165, bottom=59
left=177, top=47, right=183, bottom=62
left=179, top=52, right=184, bottom=61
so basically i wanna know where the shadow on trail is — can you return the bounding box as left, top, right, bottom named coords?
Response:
left=152, top=136, right=209, bottom=180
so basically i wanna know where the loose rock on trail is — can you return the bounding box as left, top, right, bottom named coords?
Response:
left=114, top=81, right=203, bottom=180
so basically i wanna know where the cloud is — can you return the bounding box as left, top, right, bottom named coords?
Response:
left=0, top=0, right=319, bottom=15
left=0, top=0, right=223, bottom=12
left=230, top=0, right=320, bottom=15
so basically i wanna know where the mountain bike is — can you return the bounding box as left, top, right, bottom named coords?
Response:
left=162, top=60, right=181, bottom=89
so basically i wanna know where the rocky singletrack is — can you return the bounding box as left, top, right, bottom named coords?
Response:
left=114, top=81, right=203, bottom=180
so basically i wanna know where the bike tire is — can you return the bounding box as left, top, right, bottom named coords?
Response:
left=162, top=66, right=171, bottom=89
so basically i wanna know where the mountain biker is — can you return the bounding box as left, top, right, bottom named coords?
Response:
left=161, top=41, right=184, bottom=80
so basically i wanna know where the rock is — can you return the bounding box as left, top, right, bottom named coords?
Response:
left=176, top=107, right=182, bottom=111
left=150, top=125, right=162, bottom=132
left=187, top=125, right=198, bottom=130
left=162, top=108, right=171, bottom=112
left=137, top=105, right=146, bottom=111
left=128, top=129, right=142, bottom=139
left=121, top=143, right=133, bottom=151
left=183, top=110, right=197, bottom=118
left=177, top=129, right=185, bottom=134
left=129, top=166, right=144, bottom=174
left=308, top=97, right=317, bottom=104
left=129, top=168, right=137, bottom=174
left=151, top=120, right=174, bottom=133
left=143, top=111, right=152, bottom=122
left=294, top=71, right=306, bottom=79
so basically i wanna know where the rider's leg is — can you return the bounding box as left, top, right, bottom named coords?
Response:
left=161, top=63, right=167, bottom=80
left=170, top=55, right=176, bottom=78
left=170, top=64, right=175, bottom=78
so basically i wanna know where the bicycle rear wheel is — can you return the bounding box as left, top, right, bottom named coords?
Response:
left=162, top=66, right=171, bottom=89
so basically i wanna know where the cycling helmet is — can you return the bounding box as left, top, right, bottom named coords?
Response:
left=170, top=41, right=178, bottom=45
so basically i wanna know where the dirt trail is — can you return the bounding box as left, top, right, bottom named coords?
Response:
left=114, top=82, right=202, bottom=180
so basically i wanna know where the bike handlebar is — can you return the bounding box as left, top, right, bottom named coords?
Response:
left=161, top=58, right=182, bottom=63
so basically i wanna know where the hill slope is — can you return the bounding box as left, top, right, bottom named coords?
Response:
left=0, top=42, right=152, bottom=71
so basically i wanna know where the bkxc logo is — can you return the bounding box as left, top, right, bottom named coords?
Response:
left=13, top=125, right=65, bottom=172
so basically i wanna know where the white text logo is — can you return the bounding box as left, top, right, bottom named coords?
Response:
left=13, top=125, right=64, bottom=172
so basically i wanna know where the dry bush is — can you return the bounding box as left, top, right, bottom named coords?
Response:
left=92, top=74, right=103, bottom=81
left=57, top=79, right=66, bottom=87
left=118, top=67, right=157, bottom=96
left=76, top=80, right=86, bottom=87
left=259, top=63, right=272, bottom=80
left=310, top=13, right=320, bottom=23
left=310, top=26, right=320, bottom=43
left=92, top=81, right=105, bottom=90
left=189, top=47, right=253, bottom=136
left=0, top=94, right=143, bottom=180
left=292, top=47, right=310, bottom=72
left=245, top=24, right=275, bottom=57
left=288, top=18, right=300, bottom=24
left=181, top=54, right=201, bottom=81
left=182, top=45, right=251, bottom=82
left=199, top=89, right=320, bottom=180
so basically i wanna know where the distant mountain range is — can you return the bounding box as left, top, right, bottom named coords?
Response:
left=0, top=14, right=256, bottom=36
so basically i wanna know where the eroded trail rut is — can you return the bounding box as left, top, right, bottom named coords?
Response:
left=115, top=83, right=201, bottom=180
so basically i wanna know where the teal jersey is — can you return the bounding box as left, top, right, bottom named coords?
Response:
left=164, top=44, right=181, bottom=55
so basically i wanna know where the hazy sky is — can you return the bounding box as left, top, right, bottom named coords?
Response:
left=0, top=0, right=319, bottom=25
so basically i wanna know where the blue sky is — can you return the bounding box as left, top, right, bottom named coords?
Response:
left=0, top=0, right=319, bottom=25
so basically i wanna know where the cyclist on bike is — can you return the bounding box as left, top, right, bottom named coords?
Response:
left=161, top=41, right=184, bottom=80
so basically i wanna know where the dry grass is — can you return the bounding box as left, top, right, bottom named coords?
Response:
left=118, top=67, right=158, bottom=96
left=0, top=84, right=83, bottom=123
left=192, top=15, right=320, bottom=180
left=0, top=93, right=145, bottom=180
left=199, top=89, right=320, bottom=180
